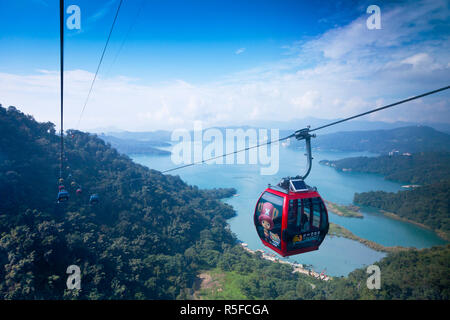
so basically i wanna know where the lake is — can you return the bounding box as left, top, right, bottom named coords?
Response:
left=131, top=146, right=447, bottom=276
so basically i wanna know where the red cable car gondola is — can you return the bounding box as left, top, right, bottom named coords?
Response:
left=253, top=128, right=329, bottom=257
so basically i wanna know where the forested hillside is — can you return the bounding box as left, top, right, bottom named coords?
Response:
left=189, top=244, right=450, bottom=300
left=315, top=245, right=450, bottom=300
left=320, top=152, right=450, bottom=185
left=0, top=105, right=237, bottom=299
left=0, top=105, right=448, bottom=300
left=354, top=181, right=450, bottom=240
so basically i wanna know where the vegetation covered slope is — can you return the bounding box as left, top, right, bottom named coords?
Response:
left=320, top=152, right=450, bottom=185
left=194, top=245, right=450, bottom=300
left=0, top=106, right=238, bottom=299
left=354, top=181, right=450, bottom=239
left=316, top=245, right=450, bottom=300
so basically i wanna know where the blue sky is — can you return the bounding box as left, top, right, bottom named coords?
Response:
left=0, top=0, right=449, bottom=130
left=0, top=0, right=364, bottom=81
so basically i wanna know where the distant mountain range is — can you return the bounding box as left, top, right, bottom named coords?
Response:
left=299, top=126, right=450, bottom=154
left=95, top=118, right=450, bottom=142
left=91, top=117, right=450, bottom=135
left=101, top=125, right=450, bottom=155
left=100, top=130, right=173, bottom=142
left=249, top=117, right=450, bottom=134
left=98, top=134, right=171, bottom=155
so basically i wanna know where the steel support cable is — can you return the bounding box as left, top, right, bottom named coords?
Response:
left=105, top=0, right=145, bottom=78
left=309, top=86, right=450, bottom=133
left=76, top=0, right=124, bottom=129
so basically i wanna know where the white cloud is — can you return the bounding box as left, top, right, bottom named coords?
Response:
left=235, top=48, right=246, bottom=55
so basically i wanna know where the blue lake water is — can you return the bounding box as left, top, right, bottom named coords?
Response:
left=131, top=147, right=447, bottom=276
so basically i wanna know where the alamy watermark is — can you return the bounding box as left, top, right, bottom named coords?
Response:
left=171, top=122, right=280, bottom=175
left=366, top=5, right=381, bottom=30
left=366, top=264, right=381, bottom=289
left=66, top=4, right=81, bottom=30
left=66, top=265, right=81, bottom=290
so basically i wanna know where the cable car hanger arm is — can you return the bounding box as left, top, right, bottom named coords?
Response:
left=292, top=127, right=316, bottom=181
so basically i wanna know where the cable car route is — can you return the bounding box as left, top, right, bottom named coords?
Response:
left=57, top=0, right=67, bottom=203
left=58, top=0, right=124, bottom=203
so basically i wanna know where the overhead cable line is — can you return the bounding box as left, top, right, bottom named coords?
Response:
left=105, top=0, right=145, bottom=77
left=76, top=0, right=124, bottom=129
left=309, top=86, right=450, bottom=133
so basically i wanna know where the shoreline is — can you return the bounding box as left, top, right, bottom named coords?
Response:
left=329, top=223, right=409, bottom=253
left=325, top=200, right=364, bottom=218
left=378, top=210, right=450, bottom=242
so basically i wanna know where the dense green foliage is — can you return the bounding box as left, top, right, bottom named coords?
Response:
left=189, top=246, right=323, bottom=300
left=0, top=106, right=238, bottom=299
left=354, top=181, right=450, bottom=238
left=305, top=126, right=450, bottom=153
left=320, top=152, right=450, bottom=185
left=196, top=245, right=450, bottom=300
left=316, top=245, right=450, bottom=300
